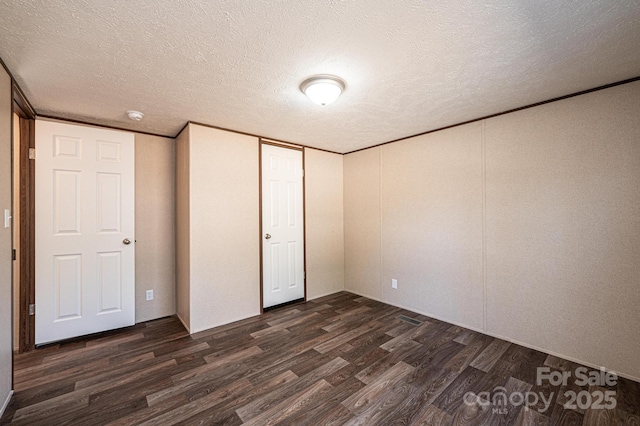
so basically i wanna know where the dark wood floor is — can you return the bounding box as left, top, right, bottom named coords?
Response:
left=2, top=292, right=639, bottom=425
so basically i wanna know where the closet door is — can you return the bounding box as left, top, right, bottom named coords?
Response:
left=35, top=120, right=135, bottom=344
left=261, top=143, right=305, bottom=308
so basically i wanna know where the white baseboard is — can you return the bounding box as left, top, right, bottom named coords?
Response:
left=1, top=390, right=13, bottom=418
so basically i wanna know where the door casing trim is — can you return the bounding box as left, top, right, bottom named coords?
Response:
left=13, top=89, right=36, bottom=355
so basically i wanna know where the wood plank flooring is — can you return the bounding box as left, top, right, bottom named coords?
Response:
left=2, top=292, right=639, bottom=425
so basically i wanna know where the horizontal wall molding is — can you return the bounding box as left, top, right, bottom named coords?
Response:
left=260, top=138, right=303, bottom=151
left=186, top=121, right=342, bottom=155
left=37, top=114, right=172, bottom=139
left=345, top=75, right=640, bottom=155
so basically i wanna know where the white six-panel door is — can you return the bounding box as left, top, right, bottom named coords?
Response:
left=35, top=120, right=135, bottom=345
left=262, top=143, right=304, bottom=308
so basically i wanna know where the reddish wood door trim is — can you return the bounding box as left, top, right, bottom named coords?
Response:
left=17, top=115, right=35, bottom=353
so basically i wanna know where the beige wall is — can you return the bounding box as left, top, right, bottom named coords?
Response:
left=380, top=123, right=485, bottom=330
left=484, top=81, right=640, bottom=380
left=177, top=126, right=346, bottom=332
left=185, top=124, right=261, bottom=333
left=344, top=147, right=381, bottom=300
left=175, top=125, right=190, bottom=329
left=135, top=134, right=176, bottom=323
left=305, top=148, right=344, bottom=299
left=0, top=65, right=13, bottom=413
left=343, top=80, right=640, bottom=380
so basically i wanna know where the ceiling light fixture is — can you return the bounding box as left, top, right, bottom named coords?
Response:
left=300, top=75, right=345, bottom=106
left=126, top=110, right=144, bottom=121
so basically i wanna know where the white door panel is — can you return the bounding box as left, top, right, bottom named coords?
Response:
left=36, top=120, right=135, bottom=345
left=262, top=144, right=304, bottom=308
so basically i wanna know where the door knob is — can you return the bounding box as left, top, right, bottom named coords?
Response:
left=265, top=234, right=271, bottom=240
left=123, top=238, right=132, bottom=245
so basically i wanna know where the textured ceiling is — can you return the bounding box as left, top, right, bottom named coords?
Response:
left=1, top=1, right=639, bottom=153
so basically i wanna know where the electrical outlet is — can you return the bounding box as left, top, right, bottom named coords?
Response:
left=146, top=290, right=154, bottom=301
left=392, top=279, right=398, bottom=289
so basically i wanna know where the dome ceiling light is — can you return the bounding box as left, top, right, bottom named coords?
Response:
left=300, top=75, right=346, bottom=106
left=126, top=110, right=144, bottom=121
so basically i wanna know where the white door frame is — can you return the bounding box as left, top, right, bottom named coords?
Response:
left=259, top=140, right=306, bottom=311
